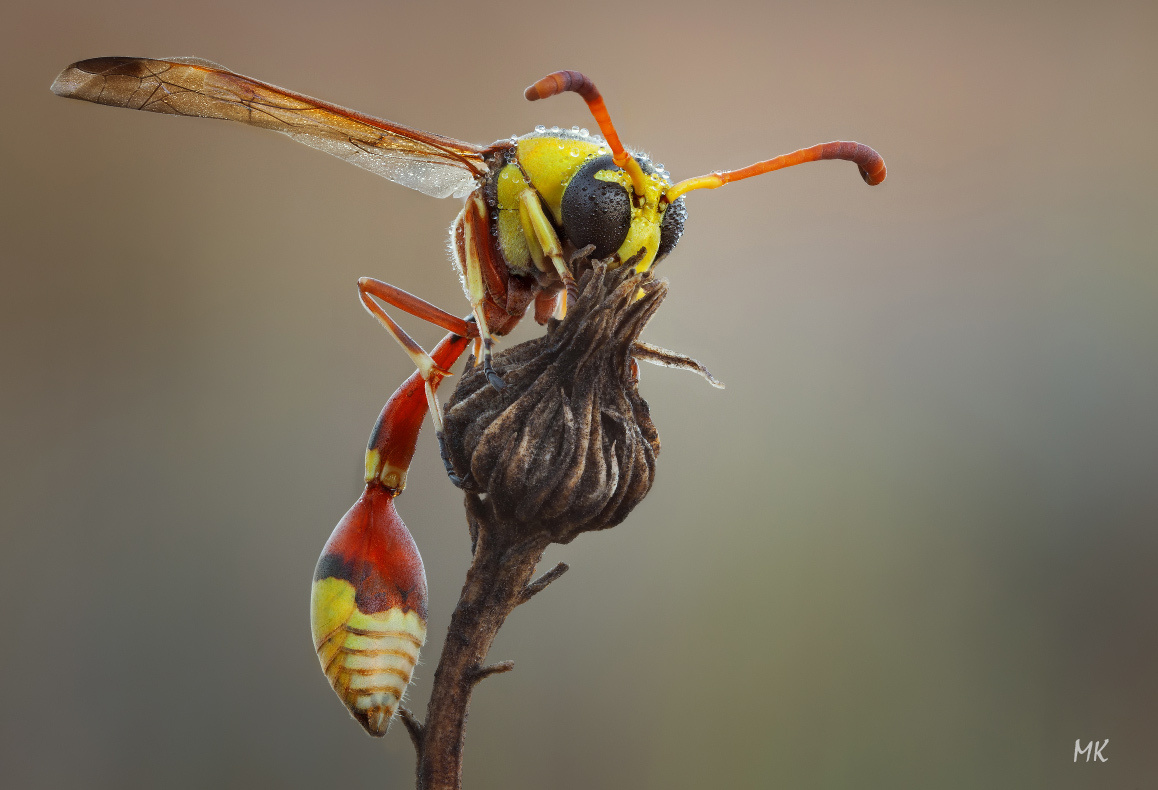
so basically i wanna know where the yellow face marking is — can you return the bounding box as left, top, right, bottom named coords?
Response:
left=594, top=167, right=669, bottom=271
left=507, top=134, right=673, bottom=275
left=623, top=216, right=662, bottom=272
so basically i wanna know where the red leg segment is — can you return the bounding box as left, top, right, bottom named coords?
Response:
left=358, top=277, right=478, bottom=395
left=364, top=331, right=473, bottom=494
left=359, top=278, right=477, bottom=337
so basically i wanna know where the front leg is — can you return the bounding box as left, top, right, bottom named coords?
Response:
left=518, top=188, right=579, bottom=314
left=458, top=194, right=508, bottom=391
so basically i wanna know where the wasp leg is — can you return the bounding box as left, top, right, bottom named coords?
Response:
left=358, top=278, right=479, bottom=429
left=460, top=195, right=507, bottom=391
left=518, top=189, right=579, bottom=316
left=364, top=332, right=473, bottom=493
left=437, top=429, right=474, bottom=490
left=359, top=278, right=477, bottom=337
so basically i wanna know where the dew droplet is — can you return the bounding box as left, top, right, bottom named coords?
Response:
left=570, top=149, right=580, bottom=156
left=535, top=124, right=546, bottom=133
left=550, top=126, right=560, bottom=133
left=579, top=128, right=589, bottom=137
left=571, top=125, right=579, bottom=132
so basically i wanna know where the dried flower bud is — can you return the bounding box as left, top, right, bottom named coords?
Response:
left=442, top=263, right=663, bottom=544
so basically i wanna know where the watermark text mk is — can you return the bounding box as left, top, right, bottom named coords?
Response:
left=1074, top=739, right=1108, bottom=763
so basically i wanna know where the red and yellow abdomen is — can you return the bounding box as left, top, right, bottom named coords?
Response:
left=310, top=483, right=427, bottom=736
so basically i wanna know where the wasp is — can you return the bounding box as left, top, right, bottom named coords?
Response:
left=52, top=59, right=884, bottom=413
left=52, top=58, right=886, bottom=736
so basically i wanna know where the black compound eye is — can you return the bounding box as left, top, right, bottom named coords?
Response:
left=655, top=196, right=687, bottom=264
left=560, top=155, right=631, bottom=259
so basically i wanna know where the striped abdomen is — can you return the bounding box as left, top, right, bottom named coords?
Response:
left=311, top=483, right=427, bottom=736
left=312, top=594, right=425, bottom=735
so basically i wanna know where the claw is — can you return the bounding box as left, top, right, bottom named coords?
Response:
left=481, top=339, right=505, bottom=391
left=438, top=429, right=474, bottom=490
left=485, top=367, right=506, bottom=392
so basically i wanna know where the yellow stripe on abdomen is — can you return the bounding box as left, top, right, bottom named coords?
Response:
left=310, top=577, right=427, bottom=736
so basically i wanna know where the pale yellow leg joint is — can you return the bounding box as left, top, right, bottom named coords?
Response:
left=518, top=189, right=577, bottom=317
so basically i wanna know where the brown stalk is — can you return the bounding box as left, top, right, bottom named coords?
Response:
left=412, top=528, right=551, bottom=789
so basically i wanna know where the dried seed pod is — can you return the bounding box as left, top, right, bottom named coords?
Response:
left=311, top=484, right=427, bottom=736
left=442, top=263, right=663, bottom=544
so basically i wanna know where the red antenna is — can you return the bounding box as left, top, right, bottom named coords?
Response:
left=524, top=70, right=649, bottom=200
left=666, top=141, right=886, bottom=201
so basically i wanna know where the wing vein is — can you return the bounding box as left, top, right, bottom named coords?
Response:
left=52, top=56, right=493, bottom=198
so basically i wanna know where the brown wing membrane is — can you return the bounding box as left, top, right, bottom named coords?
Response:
left=51, top=57, right=489, bottom=198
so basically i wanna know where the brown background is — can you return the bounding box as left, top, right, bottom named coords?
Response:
left=2, top=0, right=1156, bottom=787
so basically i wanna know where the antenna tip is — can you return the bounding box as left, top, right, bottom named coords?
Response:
left=524, top=71, right=594, bottom=103
left=855, top=145, right=887, bottom=185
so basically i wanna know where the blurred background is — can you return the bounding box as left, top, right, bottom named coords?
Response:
left=2, top=0, right=1156, bottom=787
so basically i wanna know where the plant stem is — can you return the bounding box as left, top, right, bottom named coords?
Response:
left=412, top=508, right=554, bottom=790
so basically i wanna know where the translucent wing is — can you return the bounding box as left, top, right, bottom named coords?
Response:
left=51, top=56, right=490, bottom=199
